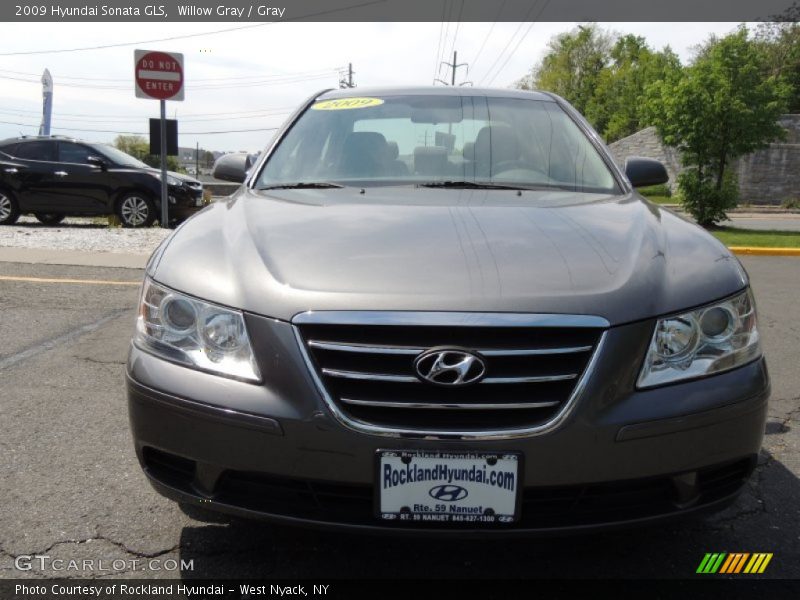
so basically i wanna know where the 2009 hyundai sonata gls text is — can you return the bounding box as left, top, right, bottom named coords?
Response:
left=127, top=87, right=769, bottom=534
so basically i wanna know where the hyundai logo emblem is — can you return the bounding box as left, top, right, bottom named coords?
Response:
left=414, top=348, right=486, bottom=386
left=429, top=484, right=469, bottom=502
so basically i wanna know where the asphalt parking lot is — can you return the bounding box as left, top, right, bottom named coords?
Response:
left=0, top=257, right=798, bottom=580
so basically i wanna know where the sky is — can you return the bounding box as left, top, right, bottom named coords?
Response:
left=0, top=21, right=744, bottom=153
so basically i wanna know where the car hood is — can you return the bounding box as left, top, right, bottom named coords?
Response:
left=141, top=168, right=201, bottom=185
left=151, top=187, right=747, bottom=326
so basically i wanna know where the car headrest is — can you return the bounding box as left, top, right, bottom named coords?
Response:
left=340, top=132, right=389, bottom=176
left=413, top=146, right=447, bottom=176
left=462, top=141, right=475, bottom=160
left=386, top=141, right=399, bottom=160
left=473, top=125, right=520, bottom=165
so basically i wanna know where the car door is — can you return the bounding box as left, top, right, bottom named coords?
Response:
left=54, top=141, right=115, bottom=213
left=5, top=140, right=63, bottom=212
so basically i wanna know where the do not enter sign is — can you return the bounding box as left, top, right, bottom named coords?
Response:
left=134, top=49, right=184, bottom=101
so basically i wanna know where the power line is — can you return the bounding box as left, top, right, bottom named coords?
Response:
left=0, top=0, right=387, bottom=56
left=432, top=3, right=447, bottom=83
left=0, top=108, right=293, bottom=124
left=484, top=0, right=551, bottom=86
left=0, top=71, right=337, bottom=91
left=0, top=119, right=280, bottom=135
left=477, top=0, right=544, bottom=85
left=0, top=66, right=343, bottom=83
left=447, top=0, right=465, bottom=67
left=470, top=0, right=508, bottom=71
left=436, top=1, right=454, bottom=81
left=0, top=105, right=296, bottom=120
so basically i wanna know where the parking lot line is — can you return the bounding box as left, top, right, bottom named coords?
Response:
left=0, top=274, right=141, bottom=286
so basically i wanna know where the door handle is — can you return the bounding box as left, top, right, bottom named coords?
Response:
left=3, top=167, right=18, bottom=174
left=54, top=171, right=68, bottom=177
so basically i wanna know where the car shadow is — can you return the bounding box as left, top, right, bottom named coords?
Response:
left=175, top=445, right=799, bottom=579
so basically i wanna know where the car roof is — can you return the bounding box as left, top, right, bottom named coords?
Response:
left=0, top=135, right=84, bottom=145
left=315, top=86, right=554, bottom=102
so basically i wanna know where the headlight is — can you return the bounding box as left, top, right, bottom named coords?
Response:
left=134, top=278, right=261, bottom=382
left=637, top=289, right=761, bottom=388
left=154, top=173, right=183, bottom=187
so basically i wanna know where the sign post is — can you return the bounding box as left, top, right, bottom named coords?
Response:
left=134, top=49, right=184, bottom=228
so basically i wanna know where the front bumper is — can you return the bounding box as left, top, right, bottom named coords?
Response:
left=165, top=183, right=205, bottom=219
left=126, top=313, right=769, bottom=535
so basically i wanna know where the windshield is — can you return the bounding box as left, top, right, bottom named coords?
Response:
left=255, top=95, right=619, bottom=193
left=90, top=144, right=149, bottom=168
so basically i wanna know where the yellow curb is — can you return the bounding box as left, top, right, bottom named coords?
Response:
left=728, top=247, right=800, bottom=256
left=0, top=274, right=140, bottom=286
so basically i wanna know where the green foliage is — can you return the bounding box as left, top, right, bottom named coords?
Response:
left=519, top=25, right=613, bottom=116
left=636, top=183, right=672, bottom=198
left=782, top=197, right=800, bottom=209
left=113, top=134, right=182, bottom=172
left=755, top=22, right=800, bottom=113
left=586, top=36, right=682, bottom=142
left=711, top=227, right=800, bottom=248
left=676, top=169, right=738, bottom=227
left=517, top=27, right=682, bottom=142
left=645, top=27, right=791, bottom=226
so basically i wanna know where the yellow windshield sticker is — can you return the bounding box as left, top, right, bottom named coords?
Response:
left=311, top=97, right=384, bottom=111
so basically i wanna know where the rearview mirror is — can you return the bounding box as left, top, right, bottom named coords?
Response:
left=87, top=156, right=107, bottom=170
left=212, top=153, right=249, bottom=183
left=624, top=157, right=669, bottom=188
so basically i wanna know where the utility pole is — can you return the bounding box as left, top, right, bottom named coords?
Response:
left=339, top=63, right=355, bottom=89
left=195, top=141, right=199, bottom=176
left=435, top=51, right=469, bottom=86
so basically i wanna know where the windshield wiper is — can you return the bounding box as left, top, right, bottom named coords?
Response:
left=416, top=180, right=527, bottom=190
left=258, top=182, right=345, bottom=190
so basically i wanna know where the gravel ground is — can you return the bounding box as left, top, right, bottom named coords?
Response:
left=0, top=216, right=171, bottom=254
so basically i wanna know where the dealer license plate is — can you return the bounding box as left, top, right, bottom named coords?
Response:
left=377, top=450, right=521, bottom=524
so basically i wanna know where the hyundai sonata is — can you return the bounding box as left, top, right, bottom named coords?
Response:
left=126, top=87, right=768, bottom=534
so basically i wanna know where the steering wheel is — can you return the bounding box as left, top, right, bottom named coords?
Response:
left=492, top=160, right=547, bottom=178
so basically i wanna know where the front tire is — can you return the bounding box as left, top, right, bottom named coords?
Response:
left=34, top=213, right=65, bottom=225
left=117, top=193, right=155, bottom=228
left=0, top=190, right=20, bottom=225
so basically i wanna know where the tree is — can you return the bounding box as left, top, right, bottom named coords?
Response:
left=113, top=134, right=182, bottom=172
left=645, top=27, right=790, bottom=226
left=586, top=36, right=682, bottom=142
left=755, top=22, right=800, bottom=112
left=518, top=25, right=613, bottom=116
left=516, top=27, right=682, bottom=143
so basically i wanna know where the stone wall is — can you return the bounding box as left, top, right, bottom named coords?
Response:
left=607, top=126, right=682, bottom=187
left=608, top=115, right=800, bottom=205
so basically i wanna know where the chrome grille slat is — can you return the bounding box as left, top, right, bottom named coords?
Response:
left=294, top=311, right=606, bottom=438
left=481, top=374, right=577, bottom=384
left=339, top=398, right=560, bottom=410
left=308, top=339, right=592, bottom=357
left=322, top=368, right=577, bottom=385
left=309, top=340, right=425, bottom=355
left=321, top=368, right=418, bottom=383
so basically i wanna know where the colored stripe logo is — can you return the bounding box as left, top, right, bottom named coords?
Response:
left=697, top=553, right=773, bottom=574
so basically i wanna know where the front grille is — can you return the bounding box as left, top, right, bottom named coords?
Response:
left=296, top=314, right=605, bottom=434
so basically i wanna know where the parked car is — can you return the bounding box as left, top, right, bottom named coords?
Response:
left=127, top=87, right=768, bottom=534
left=0, top=136, right=205, bottom=227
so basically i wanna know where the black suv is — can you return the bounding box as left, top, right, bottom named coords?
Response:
left=0, top=136, right=204, bottom=227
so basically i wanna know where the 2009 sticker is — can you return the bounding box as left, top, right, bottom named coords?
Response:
left=311, top=97, right=385, bottom=110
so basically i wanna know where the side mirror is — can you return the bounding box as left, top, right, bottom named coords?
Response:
left=624, top=157, right=668, bottom=188
left=87, top=156, right=107, bottom=170
left=212, top=153, right=249, bottom=183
